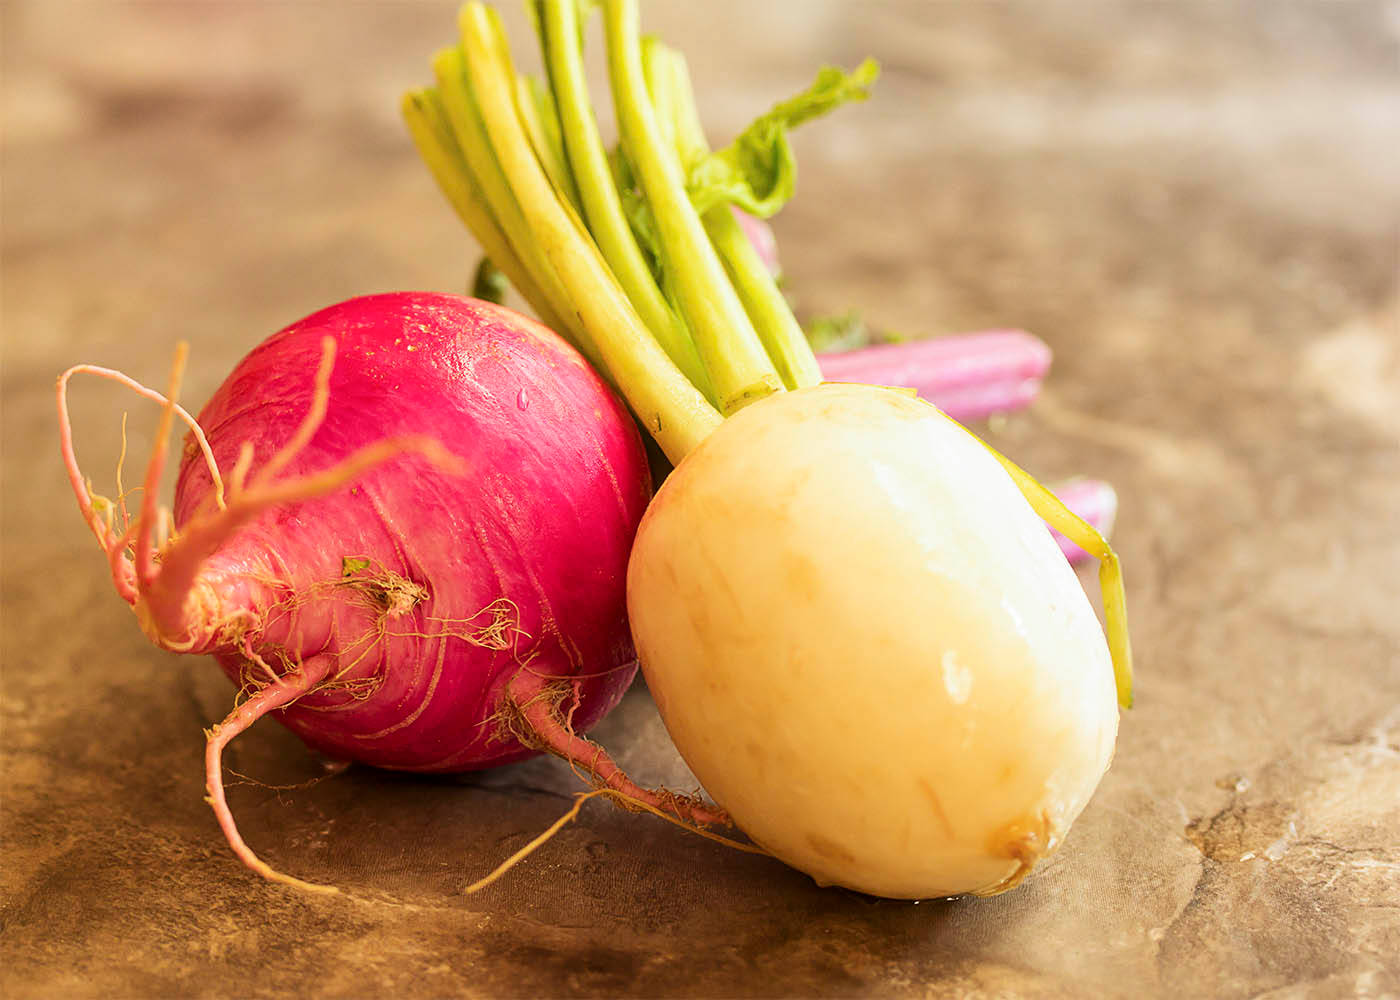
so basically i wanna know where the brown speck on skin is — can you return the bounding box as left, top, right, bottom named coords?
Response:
left=917, top=778, right=956, bottom=839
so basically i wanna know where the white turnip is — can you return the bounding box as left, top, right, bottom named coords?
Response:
left=629, top=384, right=1120, bottom=898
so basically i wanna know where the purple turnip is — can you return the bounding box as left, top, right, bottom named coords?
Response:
left=58, top=291, right=717, bottom=891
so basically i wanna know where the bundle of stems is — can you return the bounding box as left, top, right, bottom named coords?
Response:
left=403, top=0, right=876, bottom=463
left=404, top=0, right=1131, bottom=707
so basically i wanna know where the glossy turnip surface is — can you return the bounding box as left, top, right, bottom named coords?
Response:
left=161, top=291, right=650, bottom=771
left=628, top=383, right=1119, bottom=899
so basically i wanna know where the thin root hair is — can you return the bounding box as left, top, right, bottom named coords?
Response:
left=464, top=788, right=769, bottom=895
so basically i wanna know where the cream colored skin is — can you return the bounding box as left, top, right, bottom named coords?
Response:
left=628, top=384, right=1119, bottom=899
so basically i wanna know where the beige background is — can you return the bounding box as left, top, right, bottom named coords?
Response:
left=4, top=1, right=1398, bottom=996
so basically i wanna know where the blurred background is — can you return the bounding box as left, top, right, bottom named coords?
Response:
left=4, top=2, right=1398, bottom=997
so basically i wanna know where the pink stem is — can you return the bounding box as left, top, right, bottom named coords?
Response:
left=731, top=210, right=1051, bottom=420
left=817, top=330, right=1052, bottom=422
left=1048, top=477, right=1118, bottom=565
left=730, top=211, right=1050, bottom=421
left=732, top=208, right=780, bottom=277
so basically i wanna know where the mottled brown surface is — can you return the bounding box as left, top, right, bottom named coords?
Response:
left=4, top=1, right=1399, bottom=997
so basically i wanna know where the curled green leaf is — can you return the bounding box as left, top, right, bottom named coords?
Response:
left=686, top=59, right=879, bottom=219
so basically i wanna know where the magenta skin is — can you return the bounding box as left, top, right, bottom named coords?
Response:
left=733, top=208, right=781, bottom=277
left=172, top=292, right=651, bottom=772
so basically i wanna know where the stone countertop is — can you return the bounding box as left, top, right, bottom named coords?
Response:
left=3, top=2, right=1398, bottom=997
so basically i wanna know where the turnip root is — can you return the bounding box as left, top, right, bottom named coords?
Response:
left=628, top=384, right=1120, bottom=898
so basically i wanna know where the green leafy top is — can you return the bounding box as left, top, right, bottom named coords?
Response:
left=686, top=60, right=879, bottom=219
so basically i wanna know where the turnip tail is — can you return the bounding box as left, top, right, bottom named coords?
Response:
left=459, top=668, right=739, bottom=894
left=504, top=670, right=727, bottom=827
left=58, top=338, right=461, bottom=652
left=205, top=655, right=338, bottom=894
left=58, top=338, right=466, bottom=889
left=463, top=785, right=767, bottom=895
left=57, top=345, right=218, bottom=605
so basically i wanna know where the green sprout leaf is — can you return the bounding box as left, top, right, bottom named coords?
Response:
left=686, top=59, right=879, bottom=219
left=341, top=556, right=372, bottom=577
left=471, top=256, right=509, bottom=303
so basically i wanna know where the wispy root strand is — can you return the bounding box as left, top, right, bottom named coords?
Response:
left=464, top=788, right=769, bottom=895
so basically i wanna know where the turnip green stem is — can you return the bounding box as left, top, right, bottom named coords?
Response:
left=536, top=0, right=714, bottom=401
left=512, top=73, right=582, bottom=215
left=645, top=40, right=822, bottom=390
left=703, top=209, right=822, bottom=389
left=431, top=46, right=606, bottom=372
left=974, top=438, right=1134, bottom=708
left=601, top=0, right=782, bottom=415
left=515, top=74, right=584, bottom=216
left=1047, top=478, right=1117, bottom=564
left=458, top=3, right=720, bottom=463
left=402, top=90, right=568, bottom=335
